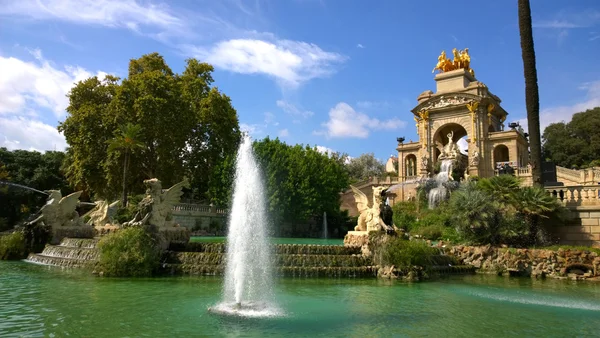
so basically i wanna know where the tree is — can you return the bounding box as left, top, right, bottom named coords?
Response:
left=252, top=138, right=350, bottom=235
left=345, top=153, right=385, bottom=183
left=58, top=53, right=241, bottom=200
left=106, top=123, right=145, bottom=207
left=0, top=148, right=72, bottom=230
left=542, top=107, right=600, bottom=168
left=518, top=0, right=543, bottom=186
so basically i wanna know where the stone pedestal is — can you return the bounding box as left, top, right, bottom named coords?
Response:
left=343, top=231, right=369, bottom=247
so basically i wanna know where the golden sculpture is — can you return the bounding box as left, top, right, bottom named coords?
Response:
left=432, top=48, right=475, bottom=77
left=466, top=101, right=479, bottom=143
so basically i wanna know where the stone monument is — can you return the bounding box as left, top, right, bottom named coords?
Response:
left=343, top=185, right=395, bottom=247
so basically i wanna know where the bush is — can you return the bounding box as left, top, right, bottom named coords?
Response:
left=0, top=232, right=28, bottom=260
left=391, top=201, right=418, bottom=231
left=412, top=224, right=445, bottom=240
left=97, top=227, right=161, bottom=277
left=382, top=237, right=438, bottom=272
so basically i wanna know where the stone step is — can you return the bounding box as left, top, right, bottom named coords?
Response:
left=26, top=253, right=94, bottom=268
left=166, top=252, right=371, bottom=267
left=40, top=245, right=99, bottom=261
left=162, top=264, right=378, bottom=278
left=59, top=237, right=100, bottom=249
left=171, top=242, right=362, bottom=255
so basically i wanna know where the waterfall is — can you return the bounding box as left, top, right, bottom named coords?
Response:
left=322, top=212, right=328, bottom=239
left=428, top=159, right=454, bottom=209
left=209, top=134, right=280, bottom=317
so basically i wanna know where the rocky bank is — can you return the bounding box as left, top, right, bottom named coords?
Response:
left=448, top=245, right=600, bottom=281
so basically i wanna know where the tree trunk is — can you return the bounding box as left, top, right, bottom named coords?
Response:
left=122, top=150, right=129, bottom=207
left=518, top=0, right=543, bottom=186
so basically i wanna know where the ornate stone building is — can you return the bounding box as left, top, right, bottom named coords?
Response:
left=395, top=49, right=530, bottom=200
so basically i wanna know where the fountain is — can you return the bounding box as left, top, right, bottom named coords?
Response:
left=428, top=159, right=454, bottom=209
left=208, top=134, right=281, bottom=317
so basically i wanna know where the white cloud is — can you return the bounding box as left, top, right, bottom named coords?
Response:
left=240, top=123, right=262, bottom=136
left=278, top=129, right=289, bottom=138
left=356, top=100, right=391, bottom=110
left=0, top=116, right=68, bottom=152
left=316, top=102, right=405, bottom=139
left=0, top=49, right=105, bottom=119
left=533, top=20, right=584, bottom=29
left=356, top=43, right=365, bottom=49
left=0, top=0, right=184, bottom=36
left=276, top=100, right=314, bottom=118
left=264, top=111, right=278, bottom=126
left=191, top=39, right=346, bottom=87
left=516, top=80, right=600, bottom=132
left=315, top=145, right=335, bottom=155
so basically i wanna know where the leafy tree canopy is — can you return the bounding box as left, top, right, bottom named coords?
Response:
left=247, top=137, right=350, bottom=229
left=0, top=148, right=71, bottom=230
left=542, top=107, right=600, bottom=169
left=58, top=53, right=241, bottom=200
left=344, top=153, right=385, bottom=183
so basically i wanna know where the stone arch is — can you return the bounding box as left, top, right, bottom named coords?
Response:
left=431, top=116, right=472, bottom=136
left=431, top=122, right=469, bottom=164
left=493, top=144, right=509, bottom=168
left=404, top=154, right=417, bottom=177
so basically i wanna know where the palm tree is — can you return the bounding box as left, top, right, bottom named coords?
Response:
left=518, top=0, right=543, bottom=186
left=107, top=123, right=145, bottom=207
left=516, top=186, right=562, bottom=245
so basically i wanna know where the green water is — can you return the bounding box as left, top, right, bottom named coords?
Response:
left=2, top=262, right=600, bottom=337
left=190, top=236, right=344, bottom=246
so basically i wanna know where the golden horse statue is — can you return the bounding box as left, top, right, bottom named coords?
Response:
left=432, top=48, right=474, bottom=76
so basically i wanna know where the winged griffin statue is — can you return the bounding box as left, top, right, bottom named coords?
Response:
left=350, top=185, right=395, bottom=233
left=123, top=178, right=190, bottom=229
left=83, top=200, right=120, bottom=227
left=28, top=190, right=85, bottom=228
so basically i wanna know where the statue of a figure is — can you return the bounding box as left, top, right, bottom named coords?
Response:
left=350, top=186, right=394, bottom=233
left=470, top=150, right=480, bottom=166
left=83, top=200, right=120, bottom=227
left=420, top=155, right=429, bottom=171
left=28, top=190, right=84, bottom=229
left=123, top=178, right=190, bottom=229
left=438, top=131, right=459, bottom=160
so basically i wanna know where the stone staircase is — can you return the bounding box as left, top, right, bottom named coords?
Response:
left=26, top=238, right=99, bottom=268
left=163, top=243, right=377, bottom=278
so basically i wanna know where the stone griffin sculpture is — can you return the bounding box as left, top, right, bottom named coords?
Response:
left=83, top=200, right=120, bottom=227
left=350, top=185, right=394, bottom=233
left=28, top=190, right=84, bottom=228
left=123, top=178, right=190, bottom=229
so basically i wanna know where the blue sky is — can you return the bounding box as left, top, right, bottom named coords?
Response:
left=1, top=0, right=599, bottom=162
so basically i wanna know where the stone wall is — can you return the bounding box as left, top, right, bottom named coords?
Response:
left=171, top=203, right=227, bottom=230
left=551, top=206, right=600, bottom=247
left=448, top=245, right=600, bottom=281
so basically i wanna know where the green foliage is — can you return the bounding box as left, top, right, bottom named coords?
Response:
left=0, top=232, right=27, bottom=260
left=106, top=123, right=145, bottom=207
left=252, top=138, right=350, bottom=235
left=114, top=194, right=143, bottom=224
left=97, top=227, right=161, bottom=277
left=542, top=107, right=600, bottom=168
left=391, top=201, right=418, bottom=231
left=412, top=225, right=445, bottom=240
left=477, top=175, right=521, bottom=208
left=58, top=53, right=240, bottom=200
left=370, top=233, right=437, bottom=272
left=344, top=153, right=385, bottom=183
left=0, top=148, right=73, bottom=229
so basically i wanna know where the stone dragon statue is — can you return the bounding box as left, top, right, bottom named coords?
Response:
left=350, top=185, right=394, bottom=233
left=27, top=190, right=84, bottom=228
left=123, top=178, right=190, bottom=229
left=83, top=200, right=120, bottom=227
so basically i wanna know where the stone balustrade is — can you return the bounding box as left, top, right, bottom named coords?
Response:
left=546, top=185, right=600, bottom=206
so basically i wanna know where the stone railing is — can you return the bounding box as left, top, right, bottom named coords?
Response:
left=172, top=204, right=228, bottom=215
left=556, top=166, right=583, bottom=185
left=546, top=185, right=600, bottom=206
left=351, top=176, right=400, bottom=189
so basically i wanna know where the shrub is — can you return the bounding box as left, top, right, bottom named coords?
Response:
left=0, top=232, right=28, bottom=260
left=97, top=227, right=161, bottom=277
left=382, top=237, right=438, bottom=272
left=412, top=224, right=445, bottom=240
left=391, top=201, right=418, bottom=231
left=369, top=232, right=437, bottom=272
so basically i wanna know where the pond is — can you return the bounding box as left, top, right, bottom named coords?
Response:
left=1, top=261, right=600, bottom=337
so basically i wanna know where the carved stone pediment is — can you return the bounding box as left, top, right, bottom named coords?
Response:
left=412, top=93, right=482, bottom=114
